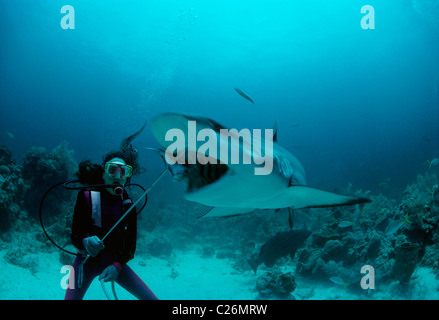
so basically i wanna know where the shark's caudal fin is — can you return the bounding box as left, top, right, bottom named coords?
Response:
left=286, top=186, right=371, bottom=209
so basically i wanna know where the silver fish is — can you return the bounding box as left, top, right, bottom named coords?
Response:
left=234, top=88, right=255, bottom=104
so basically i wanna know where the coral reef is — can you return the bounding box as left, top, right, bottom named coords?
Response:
left=1, top=143, right=77, bottom=275
left=256, top=269, right=296, bottom=299
left=132, top=171, right=439, bottom=298
left=297, top=172, right=439, bottom=291
left=146, top=237, right=173, bottom=258
left=0, top=145, right=28, bottom=232
left=22, top=142, right=77, bottom=218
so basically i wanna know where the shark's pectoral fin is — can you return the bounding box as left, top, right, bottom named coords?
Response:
left=198, top=207, right=255, bottom=219
left=287, top=186, right=371, bottom=209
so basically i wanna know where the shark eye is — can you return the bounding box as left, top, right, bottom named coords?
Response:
left=289, top=175, right=299, bottom=186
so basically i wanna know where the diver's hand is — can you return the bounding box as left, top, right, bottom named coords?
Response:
left=99, top=265, right=119, bottom=282
left=83, top=236, right=104, bottom=257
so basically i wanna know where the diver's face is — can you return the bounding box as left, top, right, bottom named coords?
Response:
left=103, top=157, right=128, bottom=195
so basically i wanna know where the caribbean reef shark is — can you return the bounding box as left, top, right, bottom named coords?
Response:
left=149, top=113, right=371, bottom=218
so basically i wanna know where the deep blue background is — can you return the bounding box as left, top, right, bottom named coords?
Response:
left=1, top=0, right=438, bottom=197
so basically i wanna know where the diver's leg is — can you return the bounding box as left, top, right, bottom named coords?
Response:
left=116, top=265, right=158, bottom=300
left=64, top=256, right=99, bottom=300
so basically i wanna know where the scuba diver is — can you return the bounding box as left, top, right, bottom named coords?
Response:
left=65, top=151, right=158, bottom=300
left=64, top=122, right=158, bottom=300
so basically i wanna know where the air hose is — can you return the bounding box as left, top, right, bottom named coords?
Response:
left=39, top=181, right=147, bottom=256
left=100, top=278, right=118, bottom=300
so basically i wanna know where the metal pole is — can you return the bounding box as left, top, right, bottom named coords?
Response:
left=102, top=168, right=167, bottom=241
left=79, top=168, right=168, bottom=285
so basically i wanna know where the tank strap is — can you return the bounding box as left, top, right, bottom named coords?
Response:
left=90, top=191, right=102, bottom=228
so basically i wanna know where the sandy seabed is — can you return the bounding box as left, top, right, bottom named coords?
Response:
left=1, top=249, right=438, bottom=300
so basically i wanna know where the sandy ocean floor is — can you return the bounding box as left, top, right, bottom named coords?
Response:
left=1, top=248, right=438, bottom=300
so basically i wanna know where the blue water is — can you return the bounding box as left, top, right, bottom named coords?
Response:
left=1, top=0, right=438, bottom=196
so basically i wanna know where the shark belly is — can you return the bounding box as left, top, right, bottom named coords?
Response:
left=184, top=168, right=287, bottom=208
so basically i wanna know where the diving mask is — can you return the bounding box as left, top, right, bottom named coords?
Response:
left=105, top=162, right=133, bottom=179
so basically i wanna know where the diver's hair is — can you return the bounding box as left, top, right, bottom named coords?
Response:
left=103, top=150, right=131, bottom=165
left=76, top=160, right=104, bottom=185
left=76, top=150, right=139, bottom=185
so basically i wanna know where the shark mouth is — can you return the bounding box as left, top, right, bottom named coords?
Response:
left=170, top=157, right=229, bottom=193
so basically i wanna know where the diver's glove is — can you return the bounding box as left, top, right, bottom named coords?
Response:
left=83, top=236, right=105, bottom=257
left=99, top=265, right=119, bottom=282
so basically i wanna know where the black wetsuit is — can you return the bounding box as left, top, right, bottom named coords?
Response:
left=64, top=189, right=157, bottom=300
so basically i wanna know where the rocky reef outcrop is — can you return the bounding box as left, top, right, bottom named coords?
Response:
left=297, top=173, right=439, bottom=291
left=0, top=145, right=28, bottom=232
left=256, top=269, right=297, bottom=299
left=22, top=142, right=77, bottom=218
left=1, top=143, right=77, bottom=273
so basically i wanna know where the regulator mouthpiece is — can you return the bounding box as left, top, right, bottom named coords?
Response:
left=113, top=185, right=124, bottom=195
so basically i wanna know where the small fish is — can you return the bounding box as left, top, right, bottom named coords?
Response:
left=5, top=131, right=14, bottom=139
left=402, top=213, right=412, bottom=224
left=234, top=88, right=255, bottom=104
left=385, top=219, right=404, bottom=235
left=426, top=158, right=439, bottom=169
left=385, top=213, right=412, bottom=236
left=329, top=276, right=350, bottom=289
left=338, top=221, right=353, bottom=228
left=353, top=204, right=361, bottom=224
left=378, top=177, right=391, bottom=188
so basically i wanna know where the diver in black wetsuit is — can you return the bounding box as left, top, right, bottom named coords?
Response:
left=65, top=134, right=158, bottom=299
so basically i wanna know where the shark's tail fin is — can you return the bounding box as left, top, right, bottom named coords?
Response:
left=247, top=258, right=259, bottom=274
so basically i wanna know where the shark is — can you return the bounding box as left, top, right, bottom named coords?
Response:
left=149, top=112, right=371, bottom=218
